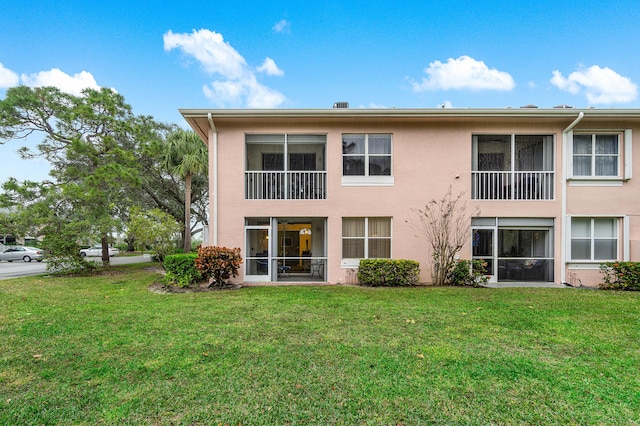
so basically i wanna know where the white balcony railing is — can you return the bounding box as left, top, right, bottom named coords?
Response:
left=472, top=171, right=554, bottom=200
left=245, top=171, right=327, bottom=200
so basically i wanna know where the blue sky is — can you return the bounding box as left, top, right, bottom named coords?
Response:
left=2, top=0, right=640, bottom=182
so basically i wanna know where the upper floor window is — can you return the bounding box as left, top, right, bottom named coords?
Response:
left=572, top=133, right=619, bottom=178
left=569, top=130, right=632, bottom=183
left=342, top=134, right=393, bottom=186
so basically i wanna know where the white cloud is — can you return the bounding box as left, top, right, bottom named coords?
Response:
left=203, top=74, right=286, bottom=108
left=164, top=29, right=247, bottom=79
left=273, top=19, right=290, bottom=33
left=20, top=68, right=100, bottom=96
left=550, top=65, right=637, bottom=104
left=1, top=63, right=104, bottom=96
left=0, top=62, right=19, bottom=88
left=257, top=57, right=284, bottom=76
left=165, top=28, right=286, bottom=108
left=411, top=55, right=515, bottom=92
left=439, top=100, right=454, bottom=108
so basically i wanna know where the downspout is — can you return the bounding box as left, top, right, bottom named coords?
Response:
left=207, top=113, right=218, bottom=246
left=561, top=112, right=584, bottom=284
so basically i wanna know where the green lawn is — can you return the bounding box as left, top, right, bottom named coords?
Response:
left=1, top=264, right=639, bottom=425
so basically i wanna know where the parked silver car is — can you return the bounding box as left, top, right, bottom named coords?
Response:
left=0, top=246, right=45, bottom=262
left=79, top=246, right=120, bottom=258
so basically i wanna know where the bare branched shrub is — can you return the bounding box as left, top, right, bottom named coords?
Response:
left=410, top=187, right=479, bottom=285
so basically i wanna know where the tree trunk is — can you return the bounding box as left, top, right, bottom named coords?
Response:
left=101, top=236, right=110, bottom=266
left=126, top=236, right=135, bottom=252
left=183, top=173, right=192, bottom=253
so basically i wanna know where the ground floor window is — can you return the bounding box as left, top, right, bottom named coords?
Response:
left=472, top=217, right=554, bottom=282
left=570, top=217, right=618, bottom=261
left=342, top=217, right=391, bottom=263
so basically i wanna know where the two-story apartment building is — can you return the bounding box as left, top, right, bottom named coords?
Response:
left=180, top=107, right=640, bottom=287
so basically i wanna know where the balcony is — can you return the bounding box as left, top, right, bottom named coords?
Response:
left=245, top=171, right=327, bottom=200
left=472, top=171, right=554, bottom=200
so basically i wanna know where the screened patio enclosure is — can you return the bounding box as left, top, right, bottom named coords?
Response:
left=472, top=218, right=555, bottom=283
left=472, top=135, right=554, bottom=200
left=244, top=217, right=327, bottom=282
left=245, top=134, right=327, bottom=200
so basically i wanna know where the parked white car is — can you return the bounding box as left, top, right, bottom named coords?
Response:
left=0, top=246, right=45, bottom=262
left=79, top=246, right=120, bottom=258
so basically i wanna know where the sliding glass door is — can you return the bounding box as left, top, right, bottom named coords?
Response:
left=245, top=217, right=327, bottom=282
left=472, top=218, right=555, bottom=283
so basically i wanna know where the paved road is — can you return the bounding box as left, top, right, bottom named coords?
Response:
left=0, top=255, right=153, bottom=280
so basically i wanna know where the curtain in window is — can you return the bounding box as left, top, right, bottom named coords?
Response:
left=368, top=218, right=391, bottom=258
left=573, top=134, right=619, bottom=177
left=476, top=135, right=511, bottom=171
left=515, top=136, right=540, bottom=171
left=368, top=134, right=392, bottom=176
left=571, top=218, right=591, bottom=260
left=573, top=135, right=592, bottom=176
left=595, top=135, right=618, bottom=176
left=342, top=218, right=391, bottom=259
left=571, top=218, right=617, bottom=260
left=342, top=218, right=365, bottom=258
left=368, top=134, right=391, bottom=154
left=594, top=218, right=617, bottom=259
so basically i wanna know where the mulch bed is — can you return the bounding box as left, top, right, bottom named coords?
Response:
left=147, top=281, right=242, bottom=294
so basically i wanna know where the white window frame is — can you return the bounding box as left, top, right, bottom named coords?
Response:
left=568, top=216, right=629, bottom=263
left=341, top=217, right=392, bottom=268
left=341, top=134, right=394, bottom=186
left=568, top=130, right=632, bottom=184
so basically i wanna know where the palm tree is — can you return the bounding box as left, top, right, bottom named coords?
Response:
left=163, top=129, right=208, bottom=252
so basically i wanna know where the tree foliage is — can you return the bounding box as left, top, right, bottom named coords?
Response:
left=0, top=86, right=160, bottom=266
left=0, top=178, right=96, bottom=273
left=410, top=187, right=480, bottom=285
left=0, top=86, right=210, bottom=268
left=163, top=129, right=208, bottom=252
left=127, top=206, right=181, bottom=262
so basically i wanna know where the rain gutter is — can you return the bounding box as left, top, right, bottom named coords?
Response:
left=207, top=112, right=218, bottom=246
left=561, top=112, right=584, bottom=284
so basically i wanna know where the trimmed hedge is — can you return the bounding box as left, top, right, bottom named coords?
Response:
left=357, top=259, right=420, bottom=286
left=600, top=262, right=640, bottom=290
left=163, top=253, right=201, bottom=288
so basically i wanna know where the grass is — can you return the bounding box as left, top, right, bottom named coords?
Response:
left=1, top=264, right=639, bottom=425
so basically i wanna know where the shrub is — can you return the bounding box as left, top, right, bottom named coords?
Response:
left=600, top=262, right=640, bottom=291
left=450, top=259, right=489, bottom=287
left=163, top=253, right=201, bottom=288
left=195, top=246, right=243, bottom=287
left=357, top=259, right=420, bottom=287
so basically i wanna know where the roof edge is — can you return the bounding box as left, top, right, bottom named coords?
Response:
left=179, top=107, right=640, bottom=119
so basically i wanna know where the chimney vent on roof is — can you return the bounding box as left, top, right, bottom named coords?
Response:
left=554, top=104, right=575, bottom=109
left=520, top=104, right=538, bottom=108
left=333, top=102, right=349, bottom=109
